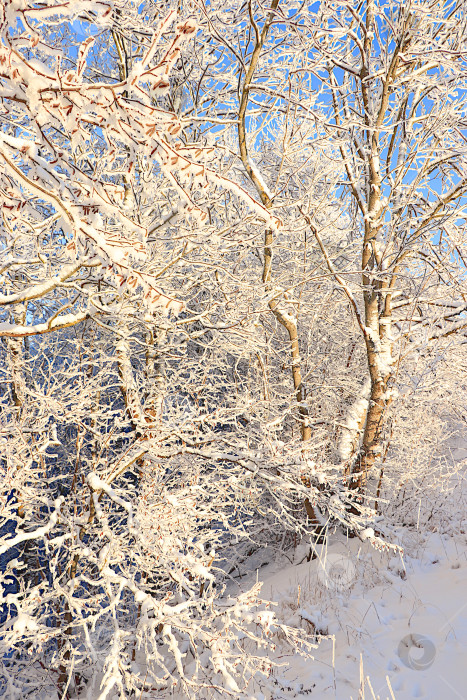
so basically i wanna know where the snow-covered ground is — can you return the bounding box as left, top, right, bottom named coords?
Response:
left=250, top=529, right=467, bottom=699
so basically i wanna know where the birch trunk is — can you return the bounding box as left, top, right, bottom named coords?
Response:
left=351, top=252, right=395, bottom=490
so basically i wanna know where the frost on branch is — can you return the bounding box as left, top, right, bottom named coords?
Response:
left=0, top=0, right=278, bottom=335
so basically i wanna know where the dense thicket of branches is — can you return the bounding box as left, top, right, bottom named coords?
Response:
left=1, top=1, right=466, bottom=698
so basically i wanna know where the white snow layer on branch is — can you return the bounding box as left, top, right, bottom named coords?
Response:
left=87, top=472, right=135, bottom=533
left=247, top=155, right=273, bottom=200
left=0, top=497, right=64, bottom=556
left=0, top=310, right=92, bottom=338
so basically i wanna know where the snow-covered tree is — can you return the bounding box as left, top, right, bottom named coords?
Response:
left=0, top=2, right=318, bottom=697
left=176, top=0, right=362, bottom=530
left=296, top=0, right=467, bottom=496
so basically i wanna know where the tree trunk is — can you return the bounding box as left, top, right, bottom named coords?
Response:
left=235, top=0, right=320, bottom=526
left=352, top=375, right=387, bottom=490
left=351, top=279, right=394, bottom=492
